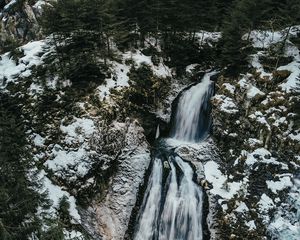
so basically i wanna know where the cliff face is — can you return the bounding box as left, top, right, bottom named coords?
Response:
left=0, top=34, right=170, bottom=238
left=210, top=28, right=300, bottom=239
left=0, top=3, right=299, bottom=237
left=0, top=0, right=44, bottom=52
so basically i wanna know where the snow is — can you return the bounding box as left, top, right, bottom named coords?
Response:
left=244, top=148, right=288, bottom=169
left=33, top=133, right=45, bottom=147
left=97, top=49, right=171, bottom=100
left=29, top=82, right=43, bottom=95
left=256, top=116, right=271, bottom=130
left=45, top=118, right=96, bottom=178
left=0, top=40, right=46, bottom=87
left=246, top=220, right=256, bottom=230
left=249, top=112, right=271, bottom=131
left=235, top=202, right=249, bottom=213
left=258, top=194, right=275, bottom=213
left=269, top=216, right=300, bottom=240
left=3, top=0, right=18, bottom=11
left=60, top=117, right=95, bottom=144
left=251, top=53, right=272, bottom=77
left=268, top=177, right=300, bottom=239
left=64, top=230, right=84, bottom=240
left=195, top=31, right=221, bottom=46
left=237, top=74, right=266, bottom=100
left=249, top=36, right=300, bottom=92
left=213, top=95, right=239, bottom=114
left=266, top=176, right=293, bottom=194
left=278, top=46, right=300, bottom=92
left=247, top=138, right=263, bottom=147
left=21, top=41, right=45, bottom=66
left=248, top=27, right=300, bottom=49
left=248, top=30, right=284, bottom=49
left=123, top=50, right=172, bottom=78
left=273, top=117, right=287, bottom=127
left=97, top=61, right=130, bottom=100
left=247, top=85, right=265, bottom=99
left=222, top=83, right=235, bottom=95
left=289, top=133, right=300, bottom=141
left=33, top=0, right=47, bottom=10
left=204, top=161, right=244, bottom=200
left=238, top=76, right=249, bottom=88
left=39, top=170, right=81, bottom=223
left=186, top=64, right=199, bottom=74
left=45, top=145, right=90, bottom=177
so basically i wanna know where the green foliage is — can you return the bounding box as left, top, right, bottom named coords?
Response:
left=218, top=0, right=267, bottom=73
left=0, top=94, right=42, bottom=239
left=0, top=36, right=19, bottom=54
left=41, top=0, right=115, bottom=85
left=162, top=34, right=214, bottom=75
left=39, top=223, right=65, bottom=240
left=58, top=196, right=72, bottom=226
left=292, top=78, right=300, bottom=129
left=128, top=63, right=170, bottom=106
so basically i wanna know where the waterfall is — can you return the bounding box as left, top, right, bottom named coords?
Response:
left=155, top=125, right=160, bottom=139
left=159, top=157, right=203, bottom=240
left=172, top=72, right=214, bottom=142
left=134, top=158, right=163, bottom=240
left=134, top=72, right=215, bottom=240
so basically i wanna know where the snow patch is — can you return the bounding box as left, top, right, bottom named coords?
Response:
left=266, top=176, right=293, bottom=194
left=39, top=170, right=81, bottom=223
left=0, top=40, right=46, bottom=87
left=213, top=95, right=239, bottom=114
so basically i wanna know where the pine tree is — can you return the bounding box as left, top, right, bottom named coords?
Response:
left=291, top=76, right=300, bottom=129
left=219, top=0, right=271, bottom=73
left=41, top=0, right=114, bottom=84
left=219, top=1, right=248, bottom=73
left=0, top=94, right=43, bottom=239
left=277, top=0, right=300, bottom=51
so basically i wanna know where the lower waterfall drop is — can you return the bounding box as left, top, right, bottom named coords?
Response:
left=133, top=72, right=215, bottom=240
left=159, top=157, right=203, bottom=240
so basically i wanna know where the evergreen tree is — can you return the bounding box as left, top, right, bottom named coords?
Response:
left=219, top=0, right=270, bottom=73
left=41, top=0, right=114, bottom=84
left=219, top=1, right=248, bottom=73
left=0, top=94, right=43, bottom=239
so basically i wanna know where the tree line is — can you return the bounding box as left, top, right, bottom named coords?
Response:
left=41, top=0, right=300, bottom=78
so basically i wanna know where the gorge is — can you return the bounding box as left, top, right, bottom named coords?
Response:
left=133, top=72, right=215, bottom=240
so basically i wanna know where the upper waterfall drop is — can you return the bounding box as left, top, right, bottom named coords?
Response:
left=171, top=72, right=215, bottom=142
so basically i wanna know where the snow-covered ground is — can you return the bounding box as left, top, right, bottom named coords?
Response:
left=211, top=26, right=300, bottom=239
left=0, top=40, right=46, bottom=87
left=96, top=49, right=172, bottom=101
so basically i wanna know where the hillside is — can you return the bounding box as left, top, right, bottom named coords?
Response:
left=0, top=1, right=299, bottom=240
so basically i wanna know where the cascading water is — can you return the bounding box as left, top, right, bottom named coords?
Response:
left=171, top=72, right=214, bottom=142
left=134, top=158, right=163, bottom=240
left=133, top=72, right=215, bottom=240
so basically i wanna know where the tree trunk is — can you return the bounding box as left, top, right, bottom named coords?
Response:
left=53, top=34, right=67, bottom=80
left=281, top=25, right=292, bottom=53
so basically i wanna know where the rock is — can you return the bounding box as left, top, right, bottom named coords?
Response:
left=272, top=70, right=291, bottom=83
left=88, top=120, right=151, bottom=240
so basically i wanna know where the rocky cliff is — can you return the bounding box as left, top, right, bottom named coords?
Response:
left=210, top=28, right=300, bottom=239
left=0, top=0, right=44, bottom=52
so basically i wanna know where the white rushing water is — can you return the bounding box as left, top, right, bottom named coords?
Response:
left=159, top=157, right=203, bottom=240
left=134, top=156, right=203, bottom=240
left=134, top=72, right=214, bottom=240
left=134, top=158, right=163, bottom=240
left=172, top=72, right=214, bottom=142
